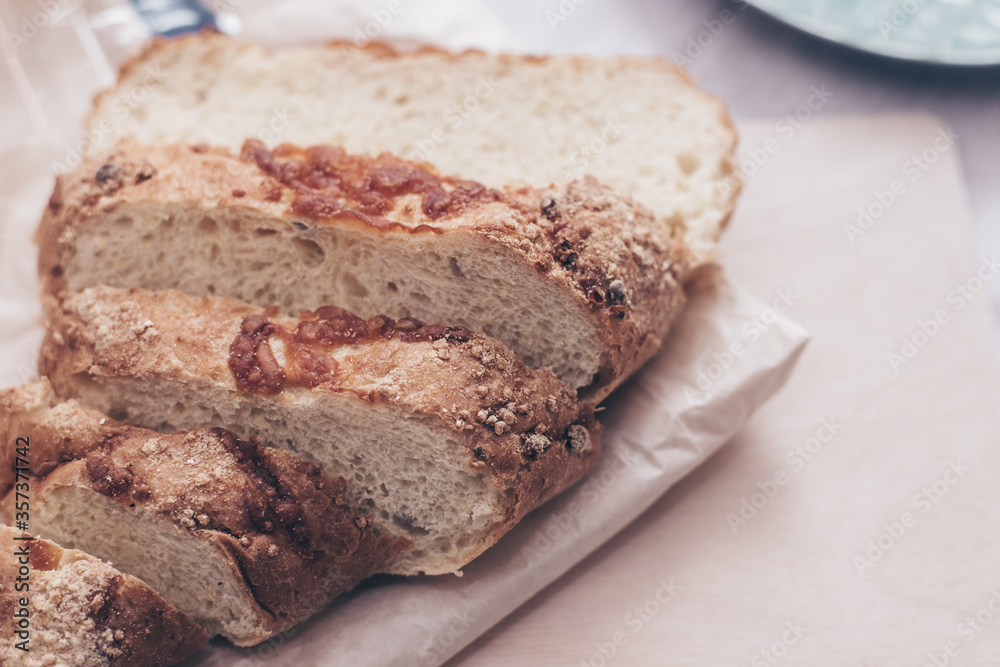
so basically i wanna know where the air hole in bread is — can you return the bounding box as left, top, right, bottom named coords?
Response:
left=449, top=257, right=465, bottom=278
left=677, top=152, right=699, bottom=176
left=115, top=216, right=133, bottom=228
left=386, top=282, right=398, bottom=292
left=209, top=244, right=220, bottom=261
left=161, top=215, right=174, bottom=229
left=292, top=237, right=325, bottom=268
left=410, top=292, right=430, bottom=304
left=255, top=227, right=279, bottom=236
left=198, top=216, right=218, bottom=233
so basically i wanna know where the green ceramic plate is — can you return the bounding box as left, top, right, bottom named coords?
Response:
left=747, top=0, right=1000, bottom=65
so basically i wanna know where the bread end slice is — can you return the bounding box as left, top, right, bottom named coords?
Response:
left=0, top=524, right=207, bottom=666
left=4, top=411, right=410, bottom=646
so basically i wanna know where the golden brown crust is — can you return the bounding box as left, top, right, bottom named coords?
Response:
left=0, top=379, right=129, bottom=497
left=4, top=408, right=410, bottom=646
left=0, top=525, right=207, bottom=666
left=229, top=306, right=476, bottom=395
left=39, top=286, right=601, bottom=532
left=37, top=140, right=689, bottom=399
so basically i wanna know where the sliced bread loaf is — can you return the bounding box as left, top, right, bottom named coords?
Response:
left=38, top=286, right=601, bottom=576
left=84, top=33, right=739, bottom=263
left=39, top=140, right=689, bottom=398
left=2, top=387, right=409, bottom=646
left=0, top=524, right=207, bottom=665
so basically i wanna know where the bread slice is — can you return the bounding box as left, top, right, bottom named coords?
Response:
left=0, top=524, right=207, bottom=666
left=2, top=383, right=409, bottom=646
left=38, top=141, right=689, bottom=398
left=38, top=286, right=601, bottom=576
left=1, top=378, right=117, bottom=497
left=83, top=33, right=739, bottom=264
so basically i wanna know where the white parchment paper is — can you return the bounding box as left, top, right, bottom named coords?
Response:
left=0, top=2, right=807, bottom=665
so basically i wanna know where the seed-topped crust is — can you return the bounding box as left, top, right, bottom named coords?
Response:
left=0, top=379, right=127, bottom=496
left=0, top=524, right=207, bottom=666
left=5, top=401, right=410, bottom=646
left=37, top=140, right=691, bottom=399
left=39, top=286, right=601, bottom=548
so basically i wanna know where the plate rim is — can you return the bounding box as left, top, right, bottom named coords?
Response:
left=747, top=0, right=1000, bottom=66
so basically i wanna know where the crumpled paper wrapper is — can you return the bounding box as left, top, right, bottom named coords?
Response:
left=0, top=2, right=807, bottom=665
